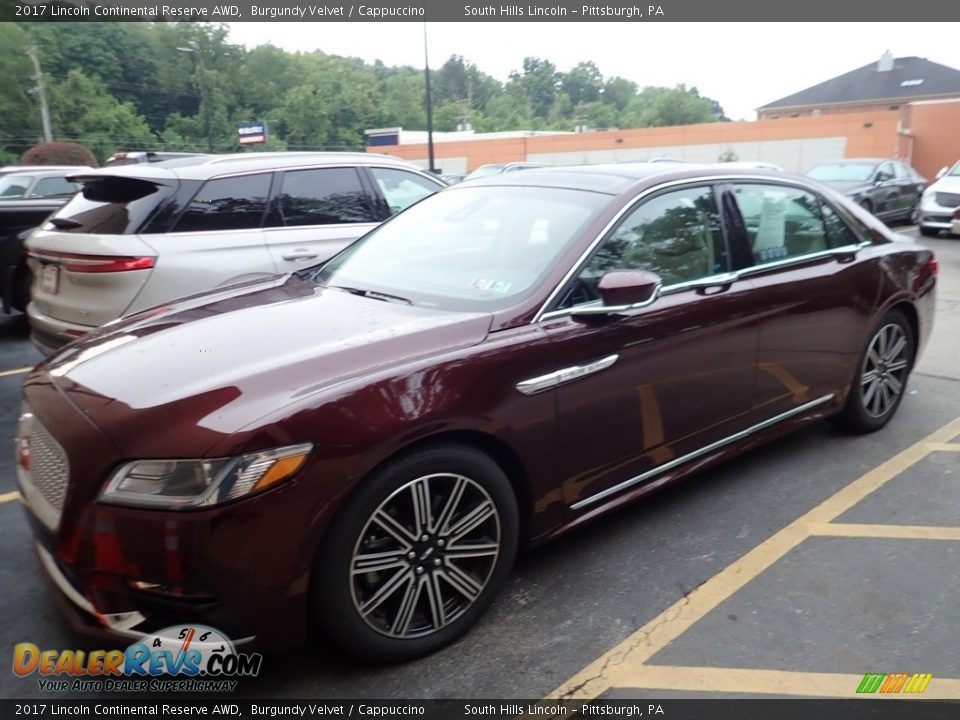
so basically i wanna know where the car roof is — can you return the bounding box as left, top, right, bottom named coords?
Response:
left=67, top=152, right=428, bottom=183
left=458, top=162, right=793, bottom=195
left=812, top=158, right=889, bottom=166
left=1, top=166, right=92, bottom=175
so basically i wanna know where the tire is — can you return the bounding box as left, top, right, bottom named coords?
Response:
left=919, top=226, right=939, bottom=237
left=837, top=310, right=914, bottom=434
left=313, top=444, right=519, bottom=662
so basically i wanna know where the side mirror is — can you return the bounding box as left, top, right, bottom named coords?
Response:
left=936, top=166, right=948, bottom=180
left=572, top=270, right=662, bottom=319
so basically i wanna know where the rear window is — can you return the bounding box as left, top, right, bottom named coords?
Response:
left=45, top=177, right=172, bottom=234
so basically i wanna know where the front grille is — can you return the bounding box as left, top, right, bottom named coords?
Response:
left=27, top=420, right=69, bottom=515
left=935, top=192, right=960, bottom=208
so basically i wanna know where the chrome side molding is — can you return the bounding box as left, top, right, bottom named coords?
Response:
left=516, top=354, right=620, bottom=396
left=570, top=393, right=836, bottom=510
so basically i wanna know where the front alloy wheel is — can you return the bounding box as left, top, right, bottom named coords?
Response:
left=350, top=473, right=500, bottom=639
left=315, top=445, right=518, bottom=661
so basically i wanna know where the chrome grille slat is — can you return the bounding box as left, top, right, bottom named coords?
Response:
left=17, top=413, right=70, bottom=530
left=934, top=192, right=960, bottom=208
left=29, top=421, right=69, bottom=511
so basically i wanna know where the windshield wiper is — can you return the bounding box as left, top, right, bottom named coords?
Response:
left=333, top=285, right=413, bottom=305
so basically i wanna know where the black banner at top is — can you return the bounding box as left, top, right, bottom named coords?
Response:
left=2, top=0, right=960, bottom=21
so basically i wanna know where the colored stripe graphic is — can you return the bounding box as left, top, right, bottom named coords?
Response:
left=857, top=672, right=932, bottom=694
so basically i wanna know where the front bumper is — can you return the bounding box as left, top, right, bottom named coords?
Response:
left=918, top=198, right=958, bottom=231
left=18, top=379, right=332, bottom=652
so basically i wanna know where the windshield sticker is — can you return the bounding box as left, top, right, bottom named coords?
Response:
left=470, top=278, right=513, bottom=293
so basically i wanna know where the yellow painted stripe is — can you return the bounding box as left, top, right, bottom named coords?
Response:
left=925, top=443, right=960, bottom=453
left=0, top=366, right=31, bottom=378
left=812, top=523, right=960, bottom=541
left=547, top=415, right=960, bottom=701
left=0, top=491, right=21, bottom=504
left=600, top=665, right=960, bottom=700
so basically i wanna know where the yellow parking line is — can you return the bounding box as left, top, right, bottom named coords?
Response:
left=548, top=415, right=960, bottom=701
left=0, top=366, right=31, bottom=378
left=601, top=665, right=960, bottom=700
left=925, top=443, right=960, bottom=452
left=812, top=522, right=960, bottom=541
left=0, top=491, right=21, bottom=504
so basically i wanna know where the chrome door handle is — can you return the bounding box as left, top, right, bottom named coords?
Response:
left=282, top=250, right=319, bottom=261
left=684, top=272, right=739, bottom=290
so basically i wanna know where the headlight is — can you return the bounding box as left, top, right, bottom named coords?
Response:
left=99, top=443, right=313, bottom=509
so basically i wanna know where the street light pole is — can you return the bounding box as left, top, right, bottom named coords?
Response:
left=423, top=23, right=436, bottom=174
left=177, top=41, right=213, bottom=153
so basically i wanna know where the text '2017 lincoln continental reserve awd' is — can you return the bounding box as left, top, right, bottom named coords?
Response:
left=16, top=164, right=936, bottom=662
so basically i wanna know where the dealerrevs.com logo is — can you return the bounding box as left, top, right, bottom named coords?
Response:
left=13, top=625, right=263, bottom=693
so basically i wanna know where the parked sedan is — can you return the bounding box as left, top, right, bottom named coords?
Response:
left=806, top=158, right=925, bottom=223
left=462, top=162, right=548, bottom=181
left=16, top=164, right=936, bottom=662
left=918, top=160, right=960, bottom=237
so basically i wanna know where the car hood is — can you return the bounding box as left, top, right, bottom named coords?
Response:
left=929, top=175, right=960, bottom=193
left=39, top=274, right=492, bottom=456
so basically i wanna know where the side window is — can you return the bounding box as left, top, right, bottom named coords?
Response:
left=820, top=201, right=861, bottom=248
left=560, top=186, right=726, bottom=308
left=269, top=168, right=375, bottom=227
left=30, top=176, right=79, bottom=197
left=875, top=163, right=894, bottom=183
left=369, top=167, right=440, bottom=214
left=732, top=184, right=830, bottom=263
left=174, top=174, right=271, bottom=232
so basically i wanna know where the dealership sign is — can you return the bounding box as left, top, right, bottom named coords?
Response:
left=237, top=121, right=267, bottom=145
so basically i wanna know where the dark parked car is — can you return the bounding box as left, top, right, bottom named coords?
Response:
left=806, top=158, right=926, bottom=223
left=0, top=168, right=88, bottom=313
left=16, top=164, right=936, bottom=662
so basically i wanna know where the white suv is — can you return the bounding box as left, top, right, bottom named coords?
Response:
left=919, top=159, right=960, bottom=237
left=26, top=152, right=445, bottom=353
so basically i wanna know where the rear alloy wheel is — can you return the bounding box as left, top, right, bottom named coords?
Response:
left=838, top=310, right=914, bottom=433
left=315, top=446, right=518, bottom=661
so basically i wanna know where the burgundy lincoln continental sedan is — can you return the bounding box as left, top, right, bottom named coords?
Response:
left=16, top=164, right=936, bottom=661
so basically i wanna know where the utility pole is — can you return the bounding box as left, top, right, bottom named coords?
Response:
left=423, top=23, right=436, bottom=174
left=25, top=46, right=53, bottom=143
left=177, top=41, right=213, bottom=152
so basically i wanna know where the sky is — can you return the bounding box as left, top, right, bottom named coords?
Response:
left=226, top=22, right=960, bottom=121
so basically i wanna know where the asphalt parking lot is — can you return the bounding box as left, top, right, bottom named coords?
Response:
left=1, top=228, right=959, bottom=701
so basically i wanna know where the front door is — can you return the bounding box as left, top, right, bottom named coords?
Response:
left=537, top=184, right=759, bottom=511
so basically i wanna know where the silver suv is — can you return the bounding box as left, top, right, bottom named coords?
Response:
left=26, top=152, right=445, bottom=354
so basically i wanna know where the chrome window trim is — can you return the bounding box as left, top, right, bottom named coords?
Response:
left=570, top=393, right=836, bottom=511
left=539, top=242, right=869, bottom=322
left=515, top=354, right=619, bottom=395
left=534, top=174, right=799, bottom=323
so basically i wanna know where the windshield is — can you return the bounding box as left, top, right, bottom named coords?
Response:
left=465, top=165, right=505, bottom=180
left=807, top=163, right=877, bottom=182
left=949, top=162, right=960, bottom=177
left=0, top=174, right=33, bottom=198
left=311, top=185, right=608, bottom=312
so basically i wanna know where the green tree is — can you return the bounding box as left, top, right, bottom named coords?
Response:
left=47, top=70, right=156, bottom=161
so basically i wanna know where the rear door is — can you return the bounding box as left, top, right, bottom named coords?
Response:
left=130, top=172, right=275, bottom=313
left=726, top=181, right=880, bottom=423
left=263, top=166, right=380, bottom=274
